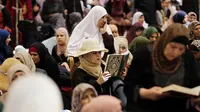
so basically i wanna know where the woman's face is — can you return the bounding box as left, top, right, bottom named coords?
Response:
left=80, top=89, right=96, bottom=106
left=5, top=35, right=11, bottom=46
left=193, top=25, right=200, bottom=37
left=30, top=52, right=40, bottom=64
left=163, top=42, right=185, bottom=61
left=56, top=31, right=66, bottom=45
left=90, top=51, right=101, bottom=64
left=149, top=33, right=158, bottom=42
left=97, top=15, right=107, bottom=28
left=188, top=15, right=197, bottom=23
left=119, top=44, right=127, bottom=54
left=135, top=29, right=143, bottom=37
left=183, top=16, right=188, bottom=24
left=139, top=15, right=144, bottom=23
left=11, top=71, right=25, bottom=82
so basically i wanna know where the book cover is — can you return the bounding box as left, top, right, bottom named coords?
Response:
left=104, top=54, right=128, bottom=76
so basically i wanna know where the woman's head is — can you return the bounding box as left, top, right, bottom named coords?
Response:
left=173, top=10, right=188, bottom=24
left=29, top=43, right=50, bottom=65
left=109, top=24, right=119, bottom=37
left=3, top=74, right=63, bottom=112
left=56, top=27, right=69, bottom=45
left=14, top=51, right=36, bottom=72
left=81, top=95, right=122, bottom=112
left=188, top=21, right=200, bottom=39
left=0, top=29, right=11, bottom=47
left=72, top=83, right=98, bottom=112
left=7, top=64, right=31, bottom=83
left=0, top=58, right=21, bottom=73
left=115, top=37, right=128, bottom=54
left=152, top=23, right=189, bottom=74
left=188, top=12, right=197, bottom=23
left=132, top=12, right=145, bottom=25
left=144, top=26, right=158, bottom=42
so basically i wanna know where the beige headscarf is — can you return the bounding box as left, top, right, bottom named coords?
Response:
left=81, top=95, right=122, bottom=112
left=71, top=83, right=98, bottom=112
left=0, top=58, right=21, bottom=73
left=115, top=37, right=133, bottom=66
left=7, top=64, right=32, bottom=84
left=78, top=53, right=102, bottom=78
left=14, top=51, right=36, bottom=72
left=56, top=27, right=69, bottom=56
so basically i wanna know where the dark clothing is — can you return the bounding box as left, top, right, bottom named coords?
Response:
left=72, top=68, right=102, bottom=93
left=0, top=5, right=12, bottom=31
left=62, top=0, right=87, bottom=16
left=134, top=0, right=160, bottom=26
left=124, top=45, right=200, bottom=112
left=181, top=0, right=199, bottom=20
left=52, top=45, right=68, bottom=64
left=41, top=0, right=64, bottom=22
left=29, top=43, right=60, bottom=87
left=102, top=32, right=115, bottom=55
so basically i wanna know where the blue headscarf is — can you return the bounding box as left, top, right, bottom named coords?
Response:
left=0, top=29, right=10, bottom=64
left=173, top=11, right=187, bottom=24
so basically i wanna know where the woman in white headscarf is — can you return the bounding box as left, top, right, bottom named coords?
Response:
left=67, top=6, right=115, bottom=56
left=3, top=74, right=63, bottom=112
left=132, top=12, right=148, bottom=29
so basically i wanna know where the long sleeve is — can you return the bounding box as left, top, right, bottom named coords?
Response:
left=2, top=8, right=12, bottom=32
left=26, top=0, right=33, bottom=20
left=102, top=32, right=115, bottom=54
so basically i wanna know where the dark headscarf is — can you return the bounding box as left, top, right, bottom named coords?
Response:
left=69, top=12, right=83, bottom=33
left=0, top=29, right=10, bottom=64
left=152, top=23, right=189, bottom=74
left=126, top=22, right=144, bottom=44
left=143, top=26, right=158, bottom=39
left=29, top=43, right=60, bottom=86
left=40, top=23, right=55, bottom=40
left=173, top=10, right=187, bottom=24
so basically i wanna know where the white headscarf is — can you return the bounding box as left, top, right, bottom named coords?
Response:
left=67, top=6, right=112, bottom=56
left=132, top=12, right=148, bottom=29
left=3, top=74, right=63, bottom=112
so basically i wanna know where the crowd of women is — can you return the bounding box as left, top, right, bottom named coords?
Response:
left=1, top=0, right=200, bottom=112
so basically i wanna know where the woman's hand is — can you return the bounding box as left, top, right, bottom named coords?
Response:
left=139, top=87, right=165, bottom=101
left=99, top=23, right=107, bottom=34
left=97, top=71, right=111, bottom=85
left=61, top=62, right=70, bottom=72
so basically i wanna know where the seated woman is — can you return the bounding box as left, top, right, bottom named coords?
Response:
left=71, top=83, right=98, bottom=112
left=0, top=64, right=32, bottom=104
left=132, top=12, right=148, bottom=29
left=29, top=42, right=60, bottom=87
left=52, top=27, right=70, bottom=72
left=124, top=23, right=200, bottom=112
left=72, top=39, right=111, bottom=94
left=14, top=51, right=36, bottom=72
left=0, top=29, right=12, bottom=64
left=143, top=26, right=159, bottom=43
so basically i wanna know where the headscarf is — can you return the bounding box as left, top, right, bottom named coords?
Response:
left=13, top=45, right=28, bottom=54
left=3, top=74, right=63, bottom=112
left=115, top=37, right=133, bottom=66
left=81, top=95, right=122, bottom=112
left=188, top=12, right=197, bottom=21
left=126, top=22, right=144, bottom=44
left=173, top=10, right=187, bottom=24
left=0, top=58, right=21, bottom=73
left=69, top=12, right=82, bottom=30
left=14, top=51, right=36, bottom=72
left=56, top=28, right=69, bottom=56
left=152, top=23, right=189, bottom=74
left=0, top=30, right=10, bottom=64
left=129, top=36, right=150, bottom=55
left=188, top=21, right=200, bottom=40
left=6, top=64, right=31, bottom=84
left=67, top=6, right=112, bottom=56
left=71, top=83, right=98, bottom=112
left=132, top=12, right=148, bottom=29
left=144, top=26, right=158, bottom=39
left=78, top=53, right=102, bottom=78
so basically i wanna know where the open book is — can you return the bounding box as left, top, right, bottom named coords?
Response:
left=104, top=54, right=129, bottom=76
left=160, top=84, right=200, bottom=97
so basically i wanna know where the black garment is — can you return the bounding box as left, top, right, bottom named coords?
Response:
left=181, top=0, right=199, bottom=20
left=29, top=43, right=60, bottom=86
left=41, top=0, right=64, bottom=22
left=124, top=45, right=200, bottom=112
left=52, top=45, right=68, bottom=64
left=18, top=21, right=43, bottom=48
left=72, top=68, right=102, bottom=93
left=1, top=6, right=12, bottom=29
left=134, top=0, right=161, bottom=26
